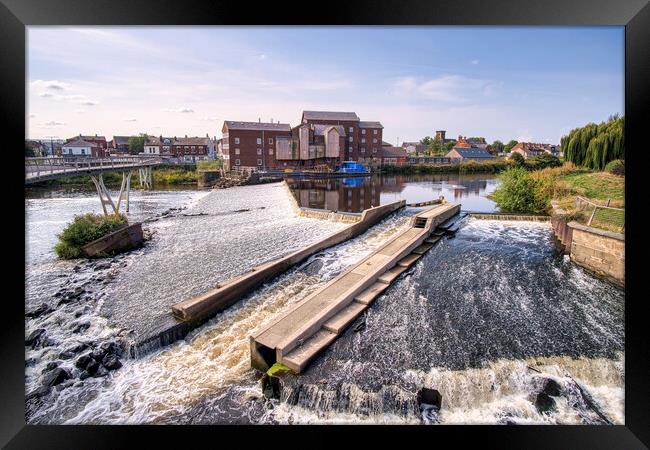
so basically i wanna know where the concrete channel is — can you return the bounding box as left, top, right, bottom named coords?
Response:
left=250, top=201, right=461, bottom=374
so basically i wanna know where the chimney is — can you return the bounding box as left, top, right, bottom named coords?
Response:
left=258, top=117, right=261, bottom=123
left=185, top=134, right=188, bottom=138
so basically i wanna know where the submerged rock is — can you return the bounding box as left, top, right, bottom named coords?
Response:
left=102, top=354, right=122, bottom=371
left=542, top=378, right=562, bottom=397
left=25, top=329, right=46, bottom=347
left=26, top=303, right=52, bottom=318
left=42, top=367, right=71, bottom=387
left=26, top=386, right=50, bottom=400
left=534, top=392, right=557, bottom=414
left=418, top=387, right=442, bottom=409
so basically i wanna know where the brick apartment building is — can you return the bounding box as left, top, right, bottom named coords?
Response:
left=221, top=121, right=293, bottom=171
left=300, top=111, right=383, bottom=162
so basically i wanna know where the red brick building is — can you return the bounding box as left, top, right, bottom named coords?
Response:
left=221, top=121, right=293, bottom=171
left=300, top=111, right=383, bottom=162
left=171, top=135, right=213, bottom=161
left=380, top=146, right=409, bottom=166
left=66, top=134, right=107, bottom=156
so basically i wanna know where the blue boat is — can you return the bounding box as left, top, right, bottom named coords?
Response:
left=336, top=161, right=370, bottom=174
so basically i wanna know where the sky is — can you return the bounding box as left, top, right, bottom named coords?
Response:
left=26, top=26, right=624, bottom=145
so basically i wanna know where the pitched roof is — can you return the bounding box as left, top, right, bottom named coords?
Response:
left=174, top=136, right=211, bottom=145
left=302, top=111, right=360, bottom=121
left=112, top=136, right=131, bottom=145
left=382, top=141, right=393, bottom=146
left=381, top=147, right=408, bottom=158
left=223, top=121, right=292, bottom=132
left=448, top=147, right=495, bottom=159
left=79, top=135, right=106, bottom=141
left=313, top=124, right=346, bottom=136
left=358, top=121, right=383, bottom=129
left=63, top=138, right=96, bottom=147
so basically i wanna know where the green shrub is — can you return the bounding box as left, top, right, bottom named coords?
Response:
left=526, top=153, right=562, bottom=170
left=604, top=159, right=624, bottom=176
left=152, top=166, right=198, bottom=184
left=510, top=152, right=525, bottom=167
left=491, top=167, right=551, bottom=214
left=54, top=213, right=127, bottom=259
left=197, top=159, right=223, bottom=171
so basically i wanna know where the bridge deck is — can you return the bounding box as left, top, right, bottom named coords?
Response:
left=250, top=201, right=461, bottom=374
left=24, top=157, right=162, bottom=184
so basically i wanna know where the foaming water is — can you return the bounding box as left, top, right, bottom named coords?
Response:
left=30, top=208, right=411, bottom=424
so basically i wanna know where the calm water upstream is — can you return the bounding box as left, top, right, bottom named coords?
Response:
left=24, top=174, right=624, bottom=424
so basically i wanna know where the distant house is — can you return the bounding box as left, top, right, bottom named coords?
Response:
left=172, top=135, right=214, bottom=162
left=466, top=137, right=488, bottom=150
left=445, top=136, right=495, bottom=161
left=401, top=142, right=428, bottom=154
left=67, top=134, right=107, bottom=149
left=380, top=146, right=409, bottom=166
left=144, top=136, right=174, bottom=155
left=110, top=136, right=131, bottom=153
left=511, top=142, right=560, bottom=159
left=61, top=138, right=101, bottom=157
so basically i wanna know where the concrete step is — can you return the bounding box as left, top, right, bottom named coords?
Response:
left=354, top=282, right=390, bottom=305
left=397, top=253, right=423, bottom=268
left=412, top=243, right=434, bottom=255
left=425, top=235, right=442, bottom=244
left=377, top=265, right=409, bottom=284
left=323, top=301, right=367, bottom=334
left=282, top=329, right=338, bottom=373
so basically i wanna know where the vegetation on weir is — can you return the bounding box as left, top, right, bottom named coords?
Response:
left=196, top=159, right=223, bottom=170
left=561, top=115, right=624, bottom=170
left=31, top=165, right=200, bottom=188
left=54, top=213, right=128, bottom=259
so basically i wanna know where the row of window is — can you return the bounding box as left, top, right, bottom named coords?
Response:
left=361, top=129, right=379, bottom=135
left=232, top=137, right=274, bottom=145
left=233, top=159, right=264, bottom=166
left=233, top=148, right=274, bottom=155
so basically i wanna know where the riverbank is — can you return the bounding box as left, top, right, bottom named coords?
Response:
left=381, top=159, right=511, bottom=175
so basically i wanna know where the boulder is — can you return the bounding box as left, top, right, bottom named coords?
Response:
left=92, top=365, right=109, bottom=378
left=42, top=361, right=59, bottom=373
left=102, top=354, right=122, bottom=371
left=59, top=343, right=89, bottom=360
left=25, top=329, right=46, bottom=348
left=75, top=354, right=94, bottom=370
left=417, top=387, right=442, bottom=409
left=90, top=347, right=107, bottom=361
left=72, top=322, right=91, bottom=333
left=42, top=367, right=71, bottom=387
left=85, top=359, right=100, bottom=375
left=534, top=392, right=557, bottom=414
left=26, top=304, right=52, bottom=318
left=542, top=378, right=562, bottom=397
left=26, top=386, right=50, bottom=400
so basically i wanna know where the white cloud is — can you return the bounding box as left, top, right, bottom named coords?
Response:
left=258, top=54, right=267, bottom=60
left=516, top=129, right=533, bottom=142
left=123, top=117, right=137, bottom=122
left=393, top=75, right=499, bottom=103
left=30, top=79, right=73, bottom=91
left=199, top=116, right=217, bottom=121
left=164, top=107, right=194, bottom=113
left=40, top=120, right=66, bottom=128
left=75, top=109, right=86, bottom=114
left=471, top=59, right=480, bottom=65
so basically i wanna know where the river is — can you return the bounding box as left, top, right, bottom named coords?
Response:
left=24, top=174, right=624, bottom=424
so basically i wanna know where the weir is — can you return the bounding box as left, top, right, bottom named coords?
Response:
left=250, top=201, right=461, bottom=374
left=130, top=199, right=407, bottom=356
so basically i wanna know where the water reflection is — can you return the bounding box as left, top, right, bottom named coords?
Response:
left=287, top=174, right=499, bottom=213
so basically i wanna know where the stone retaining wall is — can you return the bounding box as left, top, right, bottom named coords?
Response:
left=567, top=221, right=624, bottom=288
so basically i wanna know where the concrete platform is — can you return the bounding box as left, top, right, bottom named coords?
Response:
left=250, top=201, right=461, bottom=373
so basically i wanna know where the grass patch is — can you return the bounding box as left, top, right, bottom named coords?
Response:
left=54, top=213, right=128, bottom=259
left=556, top=172, right=624, bottom=205
left=152, top=166, right=198, bottom=184
left=196, top=159, right=223, bottom=171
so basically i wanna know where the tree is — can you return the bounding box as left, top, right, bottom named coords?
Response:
left=429, top=137, right=446, bottom=156
left=444, top=140, right=457, bottom=152
left=25, top=145, right=36, bottom=157
left=510, top=152, right=525, bottom=167
left=420, top=136, right=434, bottom=146
left=128, top=134, right=148, bottom=154
left=504, top=140, right=519, bottom=152
left=561, top=115, right=624, bottom=170
left=491, top=140, right=505, bottom=153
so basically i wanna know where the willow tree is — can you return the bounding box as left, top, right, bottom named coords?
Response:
left=561, top=115, right=624, bottom=170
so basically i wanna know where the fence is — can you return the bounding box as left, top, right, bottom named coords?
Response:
left=575, top=196, right=624, bottom=232
left=25, top=156, right=162, bottom=180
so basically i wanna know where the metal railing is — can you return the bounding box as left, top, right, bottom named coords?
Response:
left=25, top=156, right=163, bottom=179
left=575, top=196, right=625, bottom=232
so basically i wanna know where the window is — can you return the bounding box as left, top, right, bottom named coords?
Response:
left=81, top=149, right=85, bottom=155
left=349, top=136, right=353, bottom=142
left=361, top=147, right=366, bottom=153
left=362, top=129, right=366, bottom=135
left=361, top=138, right=366, bottom=143
left=257, top=148, right=262, bottom=155
left=234, top=137, right=240, bottom=144
left=269, top=149, right=273, bottom=155
left=373, top=148, right=377, bottom=153
left=373, top=138, right=377, bottom=143
left=349, top=146, right=352, bottom=151
left=257, top=159, right=262, bottom=165
left=268, top=138, right=273, bottom=144
left=349, top=127, right=353, bottom=133
left=235, top=159, right=241, bottom=165
left=191, top=146, right=196, bottom=149
left=373, top=129, right=378, bottom=135
left=257, top=138, right=262, bottom=145
left=235, top=148, right=240, bottom=155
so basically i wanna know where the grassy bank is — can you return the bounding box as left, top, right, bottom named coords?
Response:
left=491, top=163, right=624, bottom=232
left=54, top=213, right=128, bottom=259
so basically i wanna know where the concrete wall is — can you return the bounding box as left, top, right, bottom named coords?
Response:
left=568, top=221, right=624, bottom=288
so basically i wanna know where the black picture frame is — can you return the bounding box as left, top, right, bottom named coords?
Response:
left=3, top=0, right=648, bottom=447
